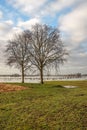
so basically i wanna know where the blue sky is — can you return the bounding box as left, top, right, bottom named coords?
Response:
left=0, top=0, right=87, bottom=74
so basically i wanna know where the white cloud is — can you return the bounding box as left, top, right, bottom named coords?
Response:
left=57, top=1, right=87, bottom=74
left=7, top=0, right=47, bottom=16
left=17, top=17, right=41, bottom=29
left=0, top=17, right=41, bottom=42
left=59, top=1, right=87, bottom=47
left=42, top=0, right=83, bottom=16
left=0, top=63, right=20, bottom=75
left=0, top=19, right=23, bottom=74
left=79, top=52, right=87, bottom=57
left=0, top=20, right=22, bottom=41
left=5, top=20, right=14, bottom=25
left=7, top=0, right=84, bottom=18
left=0, top=21, right=13, bottom=39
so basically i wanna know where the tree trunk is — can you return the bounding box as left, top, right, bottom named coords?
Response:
left=40, top=67, right=44, bottom=84
left=22, top=64, right=24, bottom=83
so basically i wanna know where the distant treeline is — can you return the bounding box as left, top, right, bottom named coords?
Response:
left=0, top=73, right=87, bottom=77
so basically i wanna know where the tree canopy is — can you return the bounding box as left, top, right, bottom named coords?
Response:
left=5, top=24, right=68, bottom=84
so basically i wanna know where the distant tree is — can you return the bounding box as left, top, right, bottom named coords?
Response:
left=5, top=31, right=32, bottom=83
left=28, top=24, right=68, bottom=84
left=76, top=73, right=81, bottom=78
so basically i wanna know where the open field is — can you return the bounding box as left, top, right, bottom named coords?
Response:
left=0, top=81, right=87, bottom=130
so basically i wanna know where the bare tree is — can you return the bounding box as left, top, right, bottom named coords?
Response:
left=28, top=24, right=68, bottom=84
left=5, top=31, right=32, bottom=83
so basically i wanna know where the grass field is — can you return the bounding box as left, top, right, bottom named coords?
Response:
left=0, top=81, right=87, bottom=130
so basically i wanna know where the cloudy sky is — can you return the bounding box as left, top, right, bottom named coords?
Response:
left=0, top=0, right=87, bottom=75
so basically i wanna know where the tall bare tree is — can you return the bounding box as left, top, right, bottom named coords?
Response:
left=5, top=31, right=32, bottom=83
left=28, top=24, right=68, bottom=84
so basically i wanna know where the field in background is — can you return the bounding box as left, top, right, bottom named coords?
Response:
left=0, top=81, right=87, bottom=130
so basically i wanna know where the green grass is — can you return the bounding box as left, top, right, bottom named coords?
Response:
left=0, top=81, right=87, bottom=130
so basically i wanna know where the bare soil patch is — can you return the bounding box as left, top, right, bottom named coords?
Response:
left=0, top=83, right=28, bottom=92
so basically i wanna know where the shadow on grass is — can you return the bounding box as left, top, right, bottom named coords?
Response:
left=52, top=85, right=64, bottom=88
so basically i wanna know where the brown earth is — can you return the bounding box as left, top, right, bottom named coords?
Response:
left=0, top=83, right=28, bottom=92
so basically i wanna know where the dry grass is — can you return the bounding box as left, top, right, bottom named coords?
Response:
left=0, top=83, right=28, bottom=92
